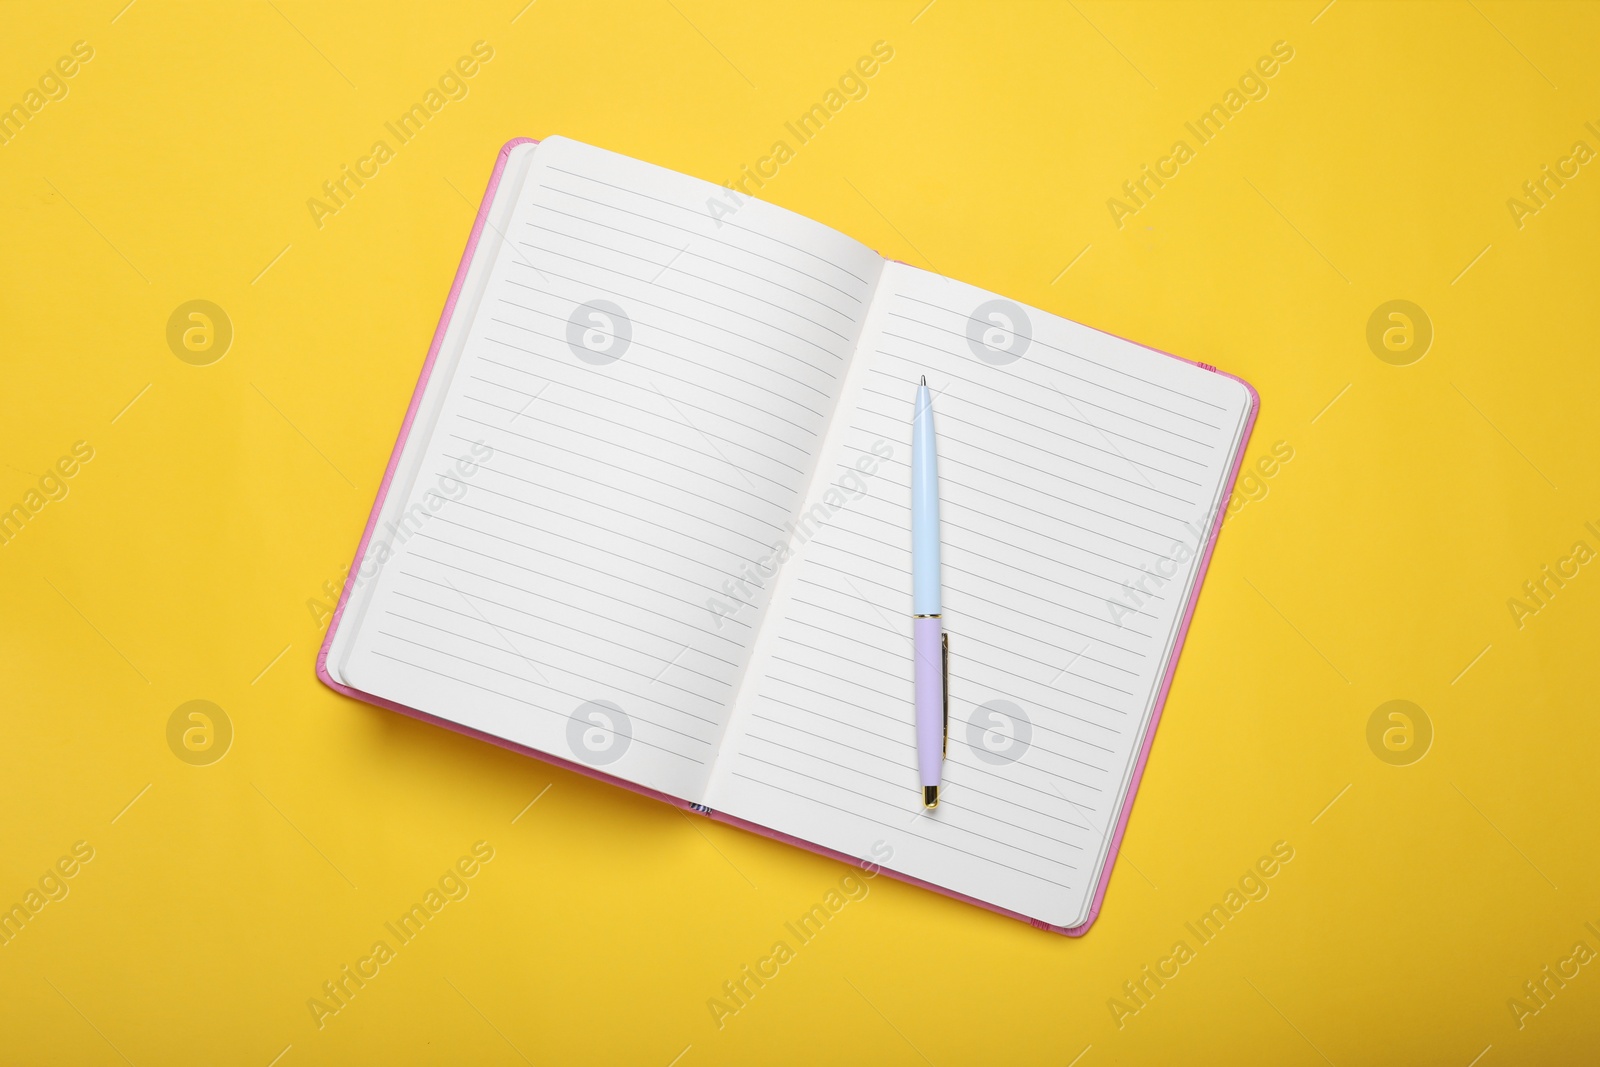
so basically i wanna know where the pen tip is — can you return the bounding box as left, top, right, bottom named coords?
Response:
left=920, top=375, right=927, bottom=386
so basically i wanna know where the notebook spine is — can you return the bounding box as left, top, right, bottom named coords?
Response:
left=688, top=803, right=713, bottom=815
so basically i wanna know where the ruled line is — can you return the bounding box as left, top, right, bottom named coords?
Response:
left=545, top=162, right=873, bottom=284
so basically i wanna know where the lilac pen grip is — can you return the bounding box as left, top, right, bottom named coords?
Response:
left=914, top=615, right=945, bottom=806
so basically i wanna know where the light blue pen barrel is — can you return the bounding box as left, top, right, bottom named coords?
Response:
left=912, top=377, right=945, bottom=808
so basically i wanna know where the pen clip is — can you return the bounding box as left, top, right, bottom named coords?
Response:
left=940, top=631, right=949, bottom=757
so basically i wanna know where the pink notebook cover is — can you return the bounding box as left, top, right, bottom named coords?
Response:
left=316, top=137, right=1260, bottom=936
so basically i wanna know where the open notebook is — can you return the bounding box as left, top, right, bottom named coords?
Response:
left=318, top=136, right=1257, bottom=933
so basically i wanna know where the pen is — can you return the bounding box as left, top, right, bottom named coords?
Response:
left=912, top=376, right=947, bottom=809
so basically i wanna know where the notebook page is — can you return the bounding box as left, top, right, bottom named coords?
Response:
left=324, top=143, right=538, bottom=687
left=338, top=137, right=884, bottom=801
left=706, top=264, right=1253, bottom=925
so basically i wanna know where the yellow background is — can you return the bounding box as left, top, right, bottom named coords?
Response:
left=2, top=1, right=1597, bottom=1063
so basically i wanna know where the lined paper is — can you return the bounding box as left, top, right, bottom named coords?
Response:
left=707, top=265, right=1252, bottom=926
left=340, top=137, right=883, bottom=799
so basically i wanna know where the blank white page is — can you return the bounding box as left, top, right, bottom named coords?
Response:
left=706, top=264, right=1253, bottom=926
left=338, top=137, right=884, bottom=801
